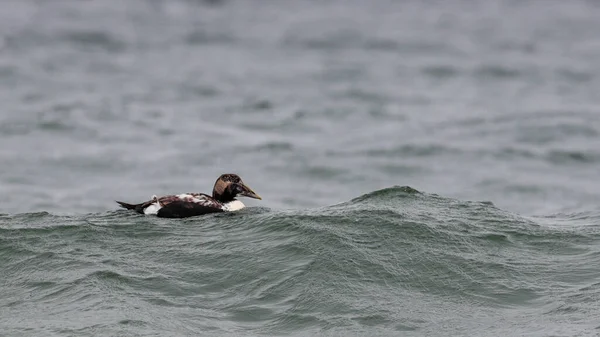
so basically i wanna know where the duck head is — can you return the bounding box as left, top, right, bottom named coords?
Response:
left=212, top=174, right=262, bottom=203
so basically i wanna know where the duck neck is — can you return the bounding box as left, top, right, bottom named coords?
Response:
left=213, top=188, right=236, bottom=203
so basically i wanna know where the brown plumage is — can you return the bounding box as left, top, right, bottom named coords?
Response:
left=116, top=174, right=261, bottom=218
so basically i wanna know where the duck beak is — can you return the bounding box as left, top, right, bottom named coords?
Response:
left=240, top=184, right=262, bottom=200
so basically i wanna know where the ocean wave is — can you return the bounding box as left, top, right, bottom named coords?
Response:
left=2, top=187, right=600, bottom=335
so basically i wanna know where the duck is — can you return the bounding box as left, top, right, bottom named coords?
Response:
left=116, top=173, right=262, bottom=218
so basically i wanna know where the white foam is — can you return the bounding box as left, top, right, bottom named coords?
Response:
left=223, top=200, right=245, bottom=212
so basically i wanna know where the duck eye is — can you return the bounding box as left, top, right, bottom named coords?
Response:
left=234, top=184, right=244, bottom=193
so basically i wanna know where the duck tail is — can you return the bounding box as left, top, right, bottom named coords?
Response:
left=116, top=201, right=137, bottom=210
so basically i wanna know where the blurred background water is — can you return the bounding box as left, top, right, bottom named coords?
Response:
left=1, top=1, right=600, bottom=336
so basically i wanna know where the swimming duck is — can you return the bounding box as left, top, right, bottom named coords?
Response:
left=116, top=173, right=261, bottom=218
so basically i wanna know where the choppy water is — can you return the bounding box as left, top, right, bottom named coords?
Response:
left=1, top=0, right=600, bottom=336
left=4, top=189, right=600, bottom=336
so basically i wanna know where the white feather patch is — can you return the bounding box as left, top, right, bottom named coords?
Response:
left=143, top=204, right=161, bottom=215
left=222, top=200, right=245, bottom=212
left=144, top=195, right=162, bottom=215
